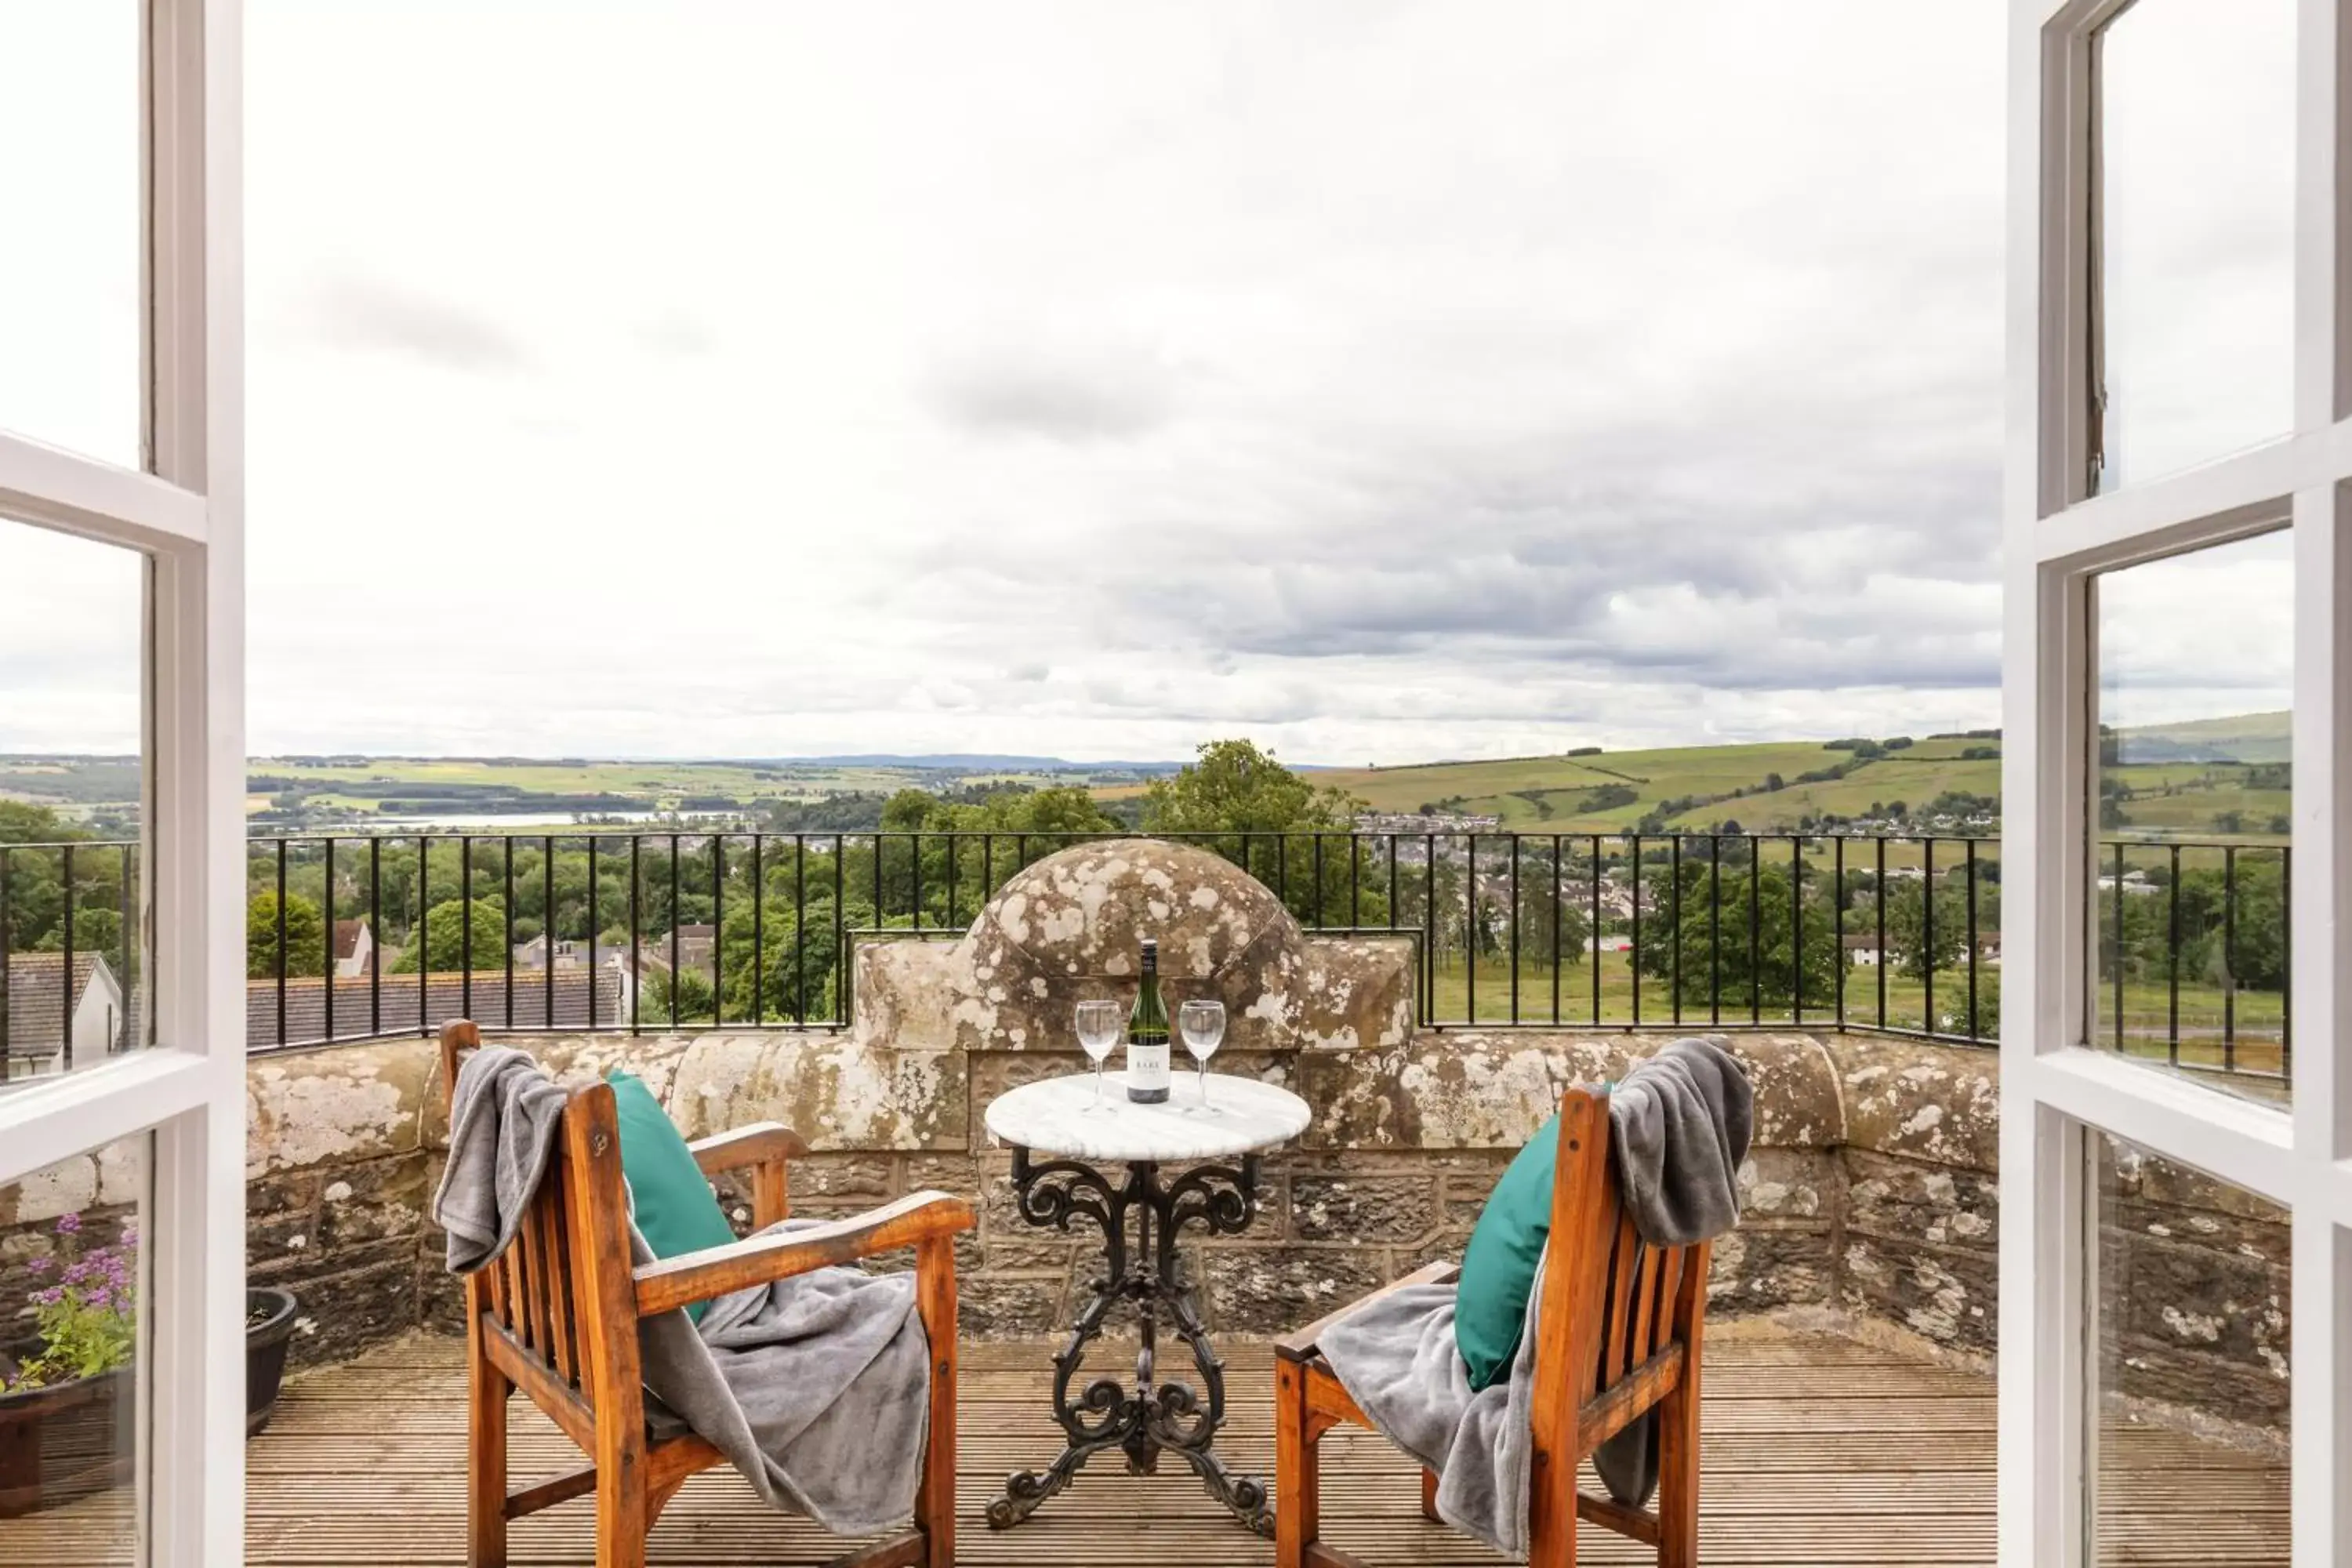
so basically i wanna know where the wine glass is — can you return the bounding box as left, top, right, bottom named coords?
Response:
left=1074, top=1000, right=1123, bottom=1112
left=1178, top=999, right=1225, bottom=1112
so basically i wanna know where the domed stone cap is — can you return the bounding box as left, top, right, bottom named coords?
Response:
left=852, top=837, right=1415, bottom=1054
left=968, top=838, right=1298, bottom=984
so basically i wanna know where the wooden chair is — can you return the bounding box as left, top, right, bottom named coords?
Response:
left=1273, top=1086, right=1710, bottom=1568
left=437, top=1020, right=975, bottom=1568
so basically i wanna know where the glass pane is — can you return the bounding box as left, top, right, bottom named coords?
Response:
left=1, top=521, right=151, bottom=1090
left=0, top=1135, right=147, bottom=1563
left=2089, top=1130, right=2287, bottom=1563
left=0, top=3, right=142, bottom=466
left=2094, top=0, right=2296, bottom=490
left=2092, top=530, right=2290, bottom=1105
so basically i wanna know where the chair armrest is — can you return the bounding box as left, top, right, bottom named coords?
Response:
left=688, top=1122, right=809, bottom=1177
left=1273, top=1258, right=1460, bottom=1363
left=688, top=1123, right=806, bottom=1229
left=633, top=1190, right=975, bottom=1318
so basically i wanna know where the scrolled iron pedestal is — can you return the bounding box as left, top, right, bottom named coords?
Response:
left=985, top=1145, right=1274, bottom=1537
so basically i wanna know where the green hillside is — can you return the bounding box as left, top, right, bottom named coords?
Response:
left=1312, top=734, right=2002, bottom=833
left=2116, top=710, right=2291, bottom=764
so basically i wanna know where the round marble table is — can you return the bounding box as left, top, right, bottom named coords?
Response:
left=981, top=1069, right=1311, bottom=1537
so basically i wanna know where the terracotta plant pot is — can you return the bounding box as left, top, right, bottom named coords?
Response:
left=0, top=1363, right=132, bottom=1518
left=0, top=1287, right=303, bottom=1515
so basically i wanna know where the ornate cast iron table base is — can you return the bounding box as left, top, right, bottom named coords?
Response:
left=985, top=1145, right=1275, bottom=1537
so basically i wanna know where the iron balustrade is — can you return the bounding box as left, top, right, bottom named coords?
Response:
left=0, top=829, right=2292, bottom=1087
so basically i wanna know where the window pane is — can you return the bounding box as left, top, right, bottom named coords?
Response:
left=2095, top=0, right=2296, bottom=490
left=0, top=1135, right=147, bottom=1563
left=2089, top=1130, right=2287, bottom=1563
left=1, top=521, right=151, bottom=1090
left=2092, top=530, right=2290, bottom=1105
left=0, top=3, right=142, bottom=467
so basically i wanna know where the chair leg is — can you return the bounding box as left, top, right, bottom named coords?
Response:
left=1421, top=1465, right=1440, bottom=1523
left=914, top=1235, right=958, bottom=1568
left=1275, top=1359, right=1323, bottom=1568
left=466, top=1326, right=510, bottom=1568
left=592, top=1434, right=649, bottom=1568
left=1656, top=1374, right=1701, bottom=1568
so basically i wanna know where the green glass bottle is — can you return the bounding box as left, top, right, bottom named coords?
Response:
left=1126, top=938, right=1171, bottom=1103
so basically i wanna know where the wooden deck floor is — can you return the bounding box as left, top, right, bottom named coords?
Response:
left=14, top=1325, right=2282, bottom=1567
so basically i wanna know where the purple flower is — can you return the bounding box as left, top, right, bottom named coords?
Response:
left=53, top=1212, right=82, bottom=1236
left=25, top=1257, right=51, bottom=1278
left=29, top=1287, right=62, bottom=1308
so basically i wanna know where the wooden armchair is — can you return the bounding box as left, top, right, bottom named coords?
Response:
left=437, top=1021, right=975, bottom=1568
left=1274, top=1086, right=1710, bottom=1568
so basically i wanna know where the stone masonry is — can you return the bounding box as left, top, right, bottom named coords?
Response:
left=0, top=842, right=2288, bottom=1450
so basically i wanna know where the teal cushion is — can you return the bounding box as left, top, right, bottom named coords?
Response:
left=1454, top=1113, right=1559, bottom=1391
left=606, top=1071, right=738, bottom=1320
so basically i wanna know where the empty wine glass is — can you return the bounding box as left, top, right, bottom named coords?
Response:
left=1178, top=999, right=1225, bottom=1112
left=1074, top=1000, right=1123, bottom=1112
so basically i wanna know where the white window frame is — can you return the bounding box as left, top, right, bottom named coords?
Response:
left=0, top=2, right=244, bottom=1564
left=2002, top=1, right=2352, bottom=1565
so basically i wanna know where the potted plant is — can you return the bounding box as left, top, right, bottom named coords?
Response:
left=0, top=1212, right=136, bottom=1517
left=0, top=1210, right=303, bottom=1514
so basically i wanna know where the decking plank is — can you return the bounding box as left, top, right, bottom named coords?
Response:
left=5, top=1325, right=2284, bottom=1568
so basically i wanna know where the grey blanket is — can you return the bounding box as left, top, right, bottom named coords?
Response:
left=1319, top=1036, right=1752, bottom=1555
left=432, top=1047, right=931, bottom=1536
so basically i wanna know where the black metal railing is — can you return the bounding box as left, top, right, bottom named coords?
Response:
left=0, top=829, right=2292, bottom=1085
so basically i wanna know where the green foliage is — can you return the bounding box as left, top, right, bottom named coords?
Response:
left=1636, top=858, right=1840, bottom=1011
left=643, top=964, right=715, bottom=1026
left=1580, top=783, right=1638, bottom=811
left=390, top=897, right=511, bottom=973
left=1142, top=739, right=1385, bottom=927
left=5, top=1213, right=137, bottom=1392
left=1884, top=878, right=1972, bottom=981
left=247, top=889, right=327, bottom=978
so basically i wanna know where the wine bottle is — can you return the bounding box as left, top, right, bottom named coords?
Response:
left=1125, top=938, right=1171, bottom=1103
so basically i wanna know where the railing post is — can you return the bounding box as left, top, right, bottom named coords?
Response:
left=269, top=840, right=282, bottom=1054
left=504, top=837, right=517, bottom=1029
left=1551, top=834, right=1563, bottom=1026
left=461, top=836, right=474, bottom=1025
left=1834, top=834, right=1846, bottom=1029
left=2223, top=844, right=2238, bottom=1069
left=325, top=837, right=336, bottom=1042
left=1747, top=835, right=1760, bottom=1025
left=795, top=835, right=808, bottom=1025
left=545, top=834, right=557, bottom=1029
left=1966, top=838, right=1980, bottom=1042
left=369, top=835, right=383, bottom=1036
left=1790, top=835, right=1803, bottom=1027
left=586, top=835, right=599, bottom=1032
left=1465, top=833, right=1476, bottom=1023
left=1508, top=835, right=1519, bottom=1025
left=1591, top=835, right=1602, bottom=1026
left=1922, top=837, right=1935, bottom=1037
left=1876, top=837, right=1887, bottom=1029
left=1670, top=835, right=1682, bottom=1026
left=2166, top=843, right=2181, bottom=1066
left=1629, top=833, right=1642, bottom=1029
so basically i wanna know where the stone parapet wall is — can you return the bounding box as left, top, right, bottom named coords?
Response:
left=0, top=1022, right=2288, bottom=1446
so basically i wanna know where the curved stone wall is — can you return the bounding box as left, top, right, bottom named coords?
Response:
left=0, top=844, right=2288, bottom=1450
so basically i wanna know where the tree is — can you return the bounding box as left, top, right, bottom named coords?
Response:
left=247, top=890, right=327, bottom=978
left=1141, top=739, right=1381, bottom=927
left=390, top=897, right=511, bottom=973
left=1884, top=877, right=1973, bottom=981
left=1636, top=861, right=1839, bottom=1011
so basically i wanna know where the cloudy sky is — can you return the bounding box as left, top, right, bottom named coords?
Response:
left=0, top=1, right=2300, bottom=764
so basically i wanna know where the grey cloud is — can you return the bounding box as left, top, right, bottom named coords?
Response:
left=301, top=272, right=530, bottom=371
left=924, top=346, right=1178, bottom=443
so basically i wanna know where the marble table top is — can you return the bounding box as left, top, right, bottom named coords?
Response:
left=984, top=1070, right=1312, bottom=1164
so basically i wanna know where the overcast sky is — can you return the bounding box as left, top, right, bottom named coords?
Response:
left=0, top=1, right=2300, bottom=764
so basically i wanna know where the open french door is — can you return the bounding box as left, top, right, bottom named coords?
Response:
left=0, top=2, right=245, bottom=1565
left=2004, top=0, right=2350, bottom=1563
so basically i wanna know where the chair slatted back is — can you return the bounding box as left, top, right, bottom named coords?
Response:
left=440, top=1022, right=630, bottom=1415
left=1526, top=1087, right=1711, bottom=1465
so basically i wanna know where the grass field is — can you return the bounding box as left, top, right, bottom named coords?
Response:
left=1417, top=951, right=2287, bottom=1081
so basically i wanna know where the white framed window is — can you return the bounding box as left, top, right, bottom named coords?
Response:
left=0, top=2, right=245, bottom=1565
left=2003, top=0, right=2349, bottom=1563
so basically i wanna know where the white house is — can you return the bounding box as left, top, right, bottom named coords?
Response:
left=4, top=951, right=126, bottom=1080
left=332, top=919, right=375, bottom=978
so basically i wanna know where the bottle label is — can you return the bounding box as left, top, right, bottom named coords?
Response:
left=1127, top=1039, right=1171, bottom=1102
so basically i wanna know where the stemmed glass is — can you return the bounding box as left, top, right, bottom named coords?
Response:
left=1074, top=1000, right=1122, bottom=1112
left=1178, top=999, right=1225, bottom=1112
